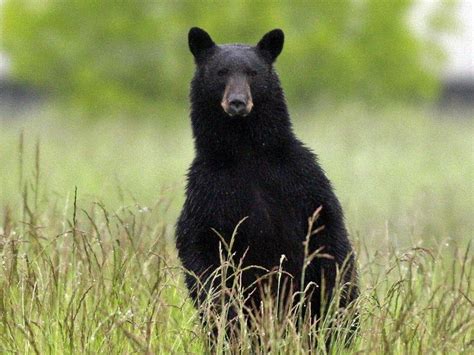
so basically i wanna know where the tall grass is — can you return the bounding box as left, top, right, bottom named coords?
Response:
left=0, top=107, right=473, bottom=353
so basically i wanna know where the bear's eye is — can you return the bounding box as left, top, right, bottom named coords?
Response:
left=217, top=68, right=229, bottom=77
left=248, top=70, right=258, bottom=77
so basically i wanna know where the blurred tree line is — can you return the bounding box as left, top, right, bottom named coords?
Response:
left=2, top=0, right=454, bottom=118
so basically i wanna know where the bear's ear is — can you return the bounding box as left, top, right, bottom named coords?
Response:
left=257, top=29, right=284, bottom=63
left=188, top=27, right=215, bottom=61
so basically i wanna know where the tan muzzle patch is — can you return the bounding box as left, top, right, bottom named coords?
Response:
left=221, top=76, right=253, bottom=117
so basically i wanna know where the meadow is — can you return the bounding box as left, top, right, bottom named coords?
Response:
left=0, top=105, right=473, bottom=353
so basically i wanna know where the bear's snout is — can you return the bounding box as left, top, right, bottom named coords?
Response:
left=221, top=76, right=253, bottom=117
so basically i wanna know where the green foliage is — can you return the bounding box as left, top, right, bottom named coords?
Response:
left=2, top=0, right=451, bottom=117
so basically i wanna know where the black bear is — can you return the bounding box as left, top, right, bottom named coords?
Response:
left=176, top=27, right=359, bottom=341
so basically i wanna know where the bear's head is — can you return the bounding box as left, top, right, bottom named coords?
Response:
left=188, top=27, right=284, bottom=118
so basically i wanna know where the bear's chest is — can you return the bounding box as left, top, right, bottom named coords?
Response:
left=204, top=160, right=309, bottom=238
left=198, top=161, right=311, bottom=270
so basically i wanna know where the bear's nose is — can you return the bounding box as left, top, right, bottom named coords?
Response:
left=229, top=98, right=246, bottom=112
left=227, top=95, right=250, bottom=116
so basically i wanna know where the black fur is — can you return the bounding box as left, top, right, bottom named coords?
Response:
left=176, top=28, right=358, bottom=333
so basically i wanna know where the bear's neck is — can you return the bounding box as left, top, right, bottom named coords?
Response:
left=190, top=94, right=296, bottom=162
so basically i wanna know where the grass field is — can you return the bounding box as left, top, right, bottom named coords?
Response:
left=0, top=105, right=473, bottom=353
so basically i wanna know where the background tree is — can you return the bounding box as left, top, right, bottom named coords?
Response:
left=1, top=0, right=453, bottom=118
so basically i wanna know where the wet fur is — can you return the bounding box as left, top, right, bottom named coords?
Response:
left=176, top=28, right=358, bottom=335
